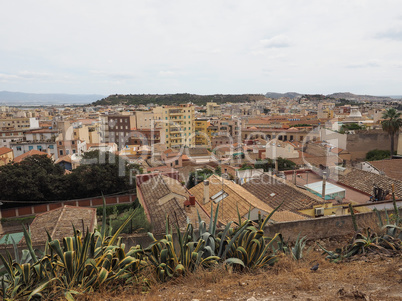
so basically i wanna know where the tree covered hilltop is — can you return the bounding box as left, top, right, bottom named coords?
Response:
left=92, top=93, right=267, bottom=106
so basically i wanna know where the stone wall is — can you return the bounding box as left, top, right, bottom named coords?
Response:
left=346, top=130, right=396, bottom=160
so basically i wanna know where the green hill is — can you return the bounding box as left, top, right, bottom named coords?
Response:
left=92, top=93, right=267, bottom=106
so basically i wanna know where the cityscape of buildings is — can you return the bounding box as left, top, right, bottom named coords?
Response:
left=0, top=93, right=401, bottom=233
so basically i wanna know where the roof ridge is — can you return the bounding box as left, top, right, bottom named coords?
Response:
left=51, top=205, right=66, bottom=239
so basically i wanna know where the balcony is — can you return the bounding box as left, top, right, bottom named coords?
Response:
left=169, top=109, right=183, bottom=115
left=169, top=127, right=182, bottom=133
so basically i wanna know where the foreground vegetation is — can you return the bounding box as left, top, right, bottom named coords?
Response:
left=0, top=201, right=282, bottom=300
left=1, top=197, right=401, bottom=300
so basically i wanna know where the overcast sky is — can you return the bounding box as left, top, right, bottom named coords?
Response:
left=1, top=0, right=402, bottom=96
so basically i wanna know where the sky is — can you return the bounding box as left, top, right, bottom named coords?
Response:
left=1, top=0, right=402, bottom=96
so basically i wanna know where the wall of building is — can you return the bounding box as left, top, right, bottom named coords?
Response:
left=0, top=194, right=136, bottom=220
left=265, top=208, right=402, bottom=241
left=346, top=130, right=396, bottom=160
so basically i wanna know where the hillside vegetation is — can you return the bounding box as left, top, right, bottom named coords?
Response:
left=92, top=93, right=267, bottom=106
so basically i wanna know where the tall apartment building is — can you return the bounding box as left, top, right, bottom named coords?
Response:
left=134, top=110, right=155, bottom=129
left=99, top=114, right=136, bottom=149
left=194, top=118, right=210, bottom=146
left=154, top=104, right=195, bottom=148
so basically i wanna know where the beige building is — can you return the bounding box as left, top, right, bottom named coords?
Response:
left=0, top=117, right=39, bottom=131
left=206, top=102, right=221, bottom=117
left=134, top=110, right=154, bottom=129
left=264, top=139, right=300, bottom=160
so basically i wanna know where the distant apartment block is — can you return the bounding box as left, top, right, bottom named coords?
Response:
left=99, top=114, right=136, bottom=149
left=154, top=104, right=195, bottom=148
left=0, top=117, right=39, bottom=131
left=194, top=118, right=210, bottom=146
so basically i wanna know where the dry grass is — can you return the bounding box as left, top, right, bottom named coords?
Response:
left=78, top=248, right=402, bottom=301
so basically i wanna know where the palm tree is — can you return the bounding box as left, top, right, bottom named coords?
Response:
left=381, top=108, right=402, bottom=158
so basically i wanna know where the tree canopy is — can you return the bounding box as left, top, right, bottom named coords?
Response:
left=365, top=149, right=391, bottom=161
left=381, top=108, right=402, bottom=158
left=0, top=152, right=142, bottom=207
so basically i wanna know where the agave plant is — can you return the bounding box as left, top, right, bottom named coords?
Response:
left=220, top=203, right=282, bottom=269
left=0, top=196, right=148, bottom=300
left=144, top=214, right=220, bottom=282
left=291, top=233, right=309, bottom=261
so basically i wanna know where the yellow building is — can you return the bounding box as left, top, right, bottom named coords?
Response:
left=318, top=103, right=335, bottom=119
left=0, top=147, right=13, bottom=165
left=155, top=104, right=195, bottom=148
left=194, top=118, right=210, bottom=146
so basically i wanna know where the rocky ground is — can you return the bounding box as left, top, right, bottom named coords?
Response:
left=80, top=239, right=402, bottom=301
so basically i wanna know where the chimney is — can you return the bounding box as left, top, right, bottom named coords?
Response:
left=189, top=195, right=196, bottom=206
left=203, top=180, right=209, bottom=204
left=322, top=171, right=327, bottom=200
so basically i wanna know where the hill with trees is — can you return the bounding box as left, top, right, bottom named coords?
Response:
left=92, top=93, right=267, bottom=106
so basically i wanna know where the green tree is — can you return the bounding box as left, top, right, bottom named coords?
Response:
left=341, top=123, right=364, bottom=131
left=186, top=168, right=216, bottom=189
left=365, top=149, right=391, bottom=161
left=67, top=150, right=142, bottom=199
left=381, top=108, right=402, bottom=158
left=0, top=155, right=65, bottom=203
left=254, top=157, right=296, bottom=171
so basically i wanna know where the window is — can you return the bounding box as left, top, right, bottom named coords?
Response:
left=29, top=146, right=34, bottom=150
left=211, top=190, right=228, bottom=203
left=17, top=146, right=21, bottom=151
left=60, top=150, right=63, bottom=155
left=175, top=160, right=179, bottom=165
left=37, top=146, right=42, bottom=150
left=59, top=141, right=62, bottom=145
left=73, top=149, right=76, bottom=154
left=49, top=145, right=54, bottom=149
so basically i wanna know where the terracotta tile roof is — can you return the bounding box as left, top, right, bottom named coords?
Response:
left=55, top=155, right=72, bottom=164
left=289, top=155, right=342, bottom=167
left=0, top=147, right=13, bottom=156
left=242, top=174, right=326, bottom=212
left=138, top=174, right=206, bottom=233
left=28, top=206, right=97, bottom=244
left=367, top=160, right=402, bottom=181
left=189, top=175, right=307, bottom=224
left=14, top=150, right=51, bottom=163
left=187, top=148, right=211, bottom=156
left=336, top=169, right=402, bottom=199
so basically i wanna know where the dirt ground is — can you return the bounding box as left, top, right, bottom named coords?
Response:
left=83, top=248, right=402, bottom=301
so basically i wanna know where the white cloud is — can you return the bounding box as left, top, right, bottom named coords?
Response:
left=0, top=1, right=402, bottom=95
left=260, top=35, right=291, bottom=48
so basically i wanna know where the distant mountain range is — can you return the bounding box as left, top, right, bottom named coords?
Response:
left=0, top=91, right=105, bottom=105
left=265, top=91, right=401, bottom=101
